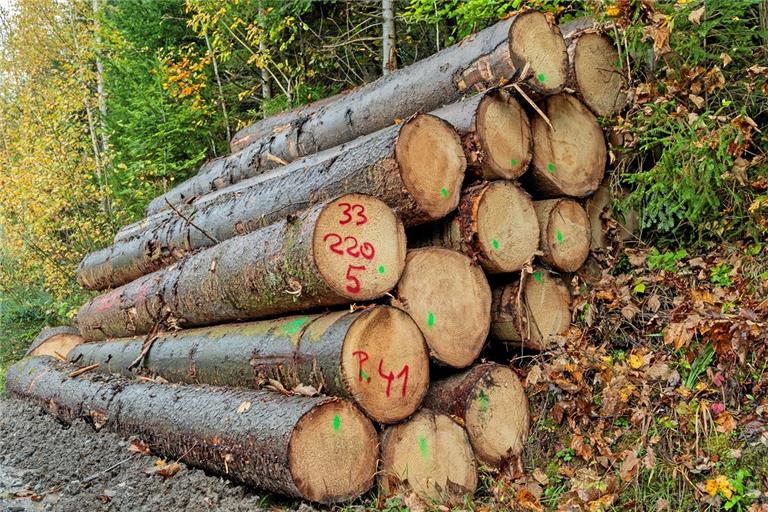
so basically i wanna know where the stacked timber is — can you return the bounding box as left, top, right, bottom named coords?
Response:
left=7, top=11, right=627, bottom=507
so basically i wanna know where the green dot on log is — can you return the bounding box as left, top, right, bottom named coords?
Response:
left=492, top=239, right=500, bottom=251
left=478, top=390, right=489, bottom=412
left=511, top=159, right=517, bottom=166
left=333, top=414, right=341, bottom=432
left=427, top=311, right=435, bottom=328
left=418, top=434, right=429, bottom=459
left=284, top=316, right=309, bottom=334
left=533, top=271, right=542, bottom=282
left=537, top=73, right=546, bottom=82
left=378, top=265, right=385, bottom=274
left=556, top=230, right=564, bottom=243
left=440, top=187, right=449, bottom=198
left=547, top=163, right=555, bottom=174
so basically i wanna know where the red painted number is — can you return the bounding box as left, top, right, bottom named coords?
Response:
left=345, top=265, right=366, bottom=293
left=324, top=234, right=375, bottom=261
left=360, top=242, right=375, bottom=260
left=323, top=233, right=343, bottom=255
left=338, top=203, right=367, bottom=226
left=378, top=360, right=410, bottom=398
left=352, top=351, right=371, bottom=382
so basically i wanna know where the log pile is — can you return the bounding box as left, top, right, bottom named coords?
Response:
left=6, top=11, right=626, bottom=506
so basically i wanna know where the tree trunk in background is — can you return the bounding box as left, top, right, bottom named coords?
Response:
left=69, top=306, right=430, bottom=424
left=92, top=0, right=108, bottom=152
left=382, top=0, right=396, bottom=75
left=76, top=194, right=406, bottom=341
left=6, top=357, right=378, bottom=504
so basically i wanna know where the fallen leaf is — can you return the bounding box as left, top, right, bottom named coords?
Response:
left=129, top=439, right=151, bottom=455
left=516, top=487, right=544, bottom=511
left=720, top=52, right=732, bottom=67
left=628, top=353, right=645, bottom=370
left=146, top=460, right=181, bottom=478
left=688, top=6, right=705, bottom=25
left=620, top=449, right=640, bottom=481
left=532, top=467, right=549, bottom=486
left=293, top=384, right=320, bottom=396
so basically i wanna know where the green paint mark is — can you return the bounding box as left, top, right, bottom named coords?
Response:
left=537, top=73, right=546, bottom=83
left=478, top=390, right=489, bottom=412
left=333, top=414, right=341, bottom=432
left=547, top=163, right=556, bottom=174
left=440, top=187, right=449, bottom=198
left=418, top=434, right=429, bottom=459
left=533, top=271, right=542, bottom=283
left=284, top=316, right=309, bottom=335
left=378, top=265, right=385, bottom=274
left=361, top=369, right=370, bottom=382
left=556, top=230, right=564, bottom=243
left=510, top=159, right=518, bottom=166
left=492, top=239, right=500, bottom=251
left=427, top=311, right=435, bottom=328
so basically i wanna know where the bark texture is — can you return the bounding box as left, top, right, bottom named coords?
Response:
left=5, top=356, right=378, bottom=503
left=153, top=10, right=566, bottom=213
left=79, top=115, right=462, bottom=291
left=422, top=363, right=529, bottom=467
left=76, top=195, right=406, bottom=341
left=69, top=306, right=429, bottom=424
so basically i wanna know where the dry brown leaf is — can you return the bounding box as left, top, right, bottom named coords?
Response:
left=146, top=459, right=182, bottom=478
left=619, top=449, right=640, bottom=481
left=265, top=379, right=290, bottom=395
left=516, top=487, right=544, bottom=511
left=293, top=384, right=320, bottom=396
left=129, top=439, right=151, bottom=455
left=237, top=401, right=252, bottom=414
left=532, top=467, right=549, bottom=486
left=688, top=6, right=705, bottom=25
left=689, top=94, right=705, bottom=109
left=720, top=53, right=732, bottom=67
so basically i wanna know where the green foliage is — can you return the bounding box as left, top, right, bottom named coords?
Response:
left=647, top=248, right=688, bottom=272
left=710, top=263, right=734, bottom=287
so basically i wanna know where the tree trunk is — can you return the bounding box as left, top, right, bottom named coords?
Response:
left=392, top=248, right=491, bottom=368
left=560, top=19, right=627, bottom=117
left=409, top=181, right=539, bottom=273
left=379, top=409, right=477, bottom=505
left=432, top=89, right=531, bottom=180
left=5, top=356, right=378, bottom=503
left=524, top=93, right=606, bottom=198
left=421, top=363, right=529, bottom=468
left=533, top=198, right=591, bottom=272
left=490, top=269, right=571, bottom=351
left=76, top=194, right=406, bottom=341
left=26, top=326, right=83, bottom=358
left=79, top=115, right=463, bottom=291
left=68, top=306, right=429, bottom=424
left=183, top=10, right=565, bottom=205
left=382, top=0, right=396, bottom=75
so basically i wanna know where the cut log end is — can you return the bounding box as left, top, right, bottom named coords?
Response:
left=395, top=114, right=466, bottom=221
left=380, top=410, right=477, bottom=505
left=26, top=327, right=84, bottom=358
left=572, top=33, right=627, bottom=117
left=535, top=199, right=591, bottom=272
left=491, top=270, right=571, bottom=350
left=530, top=93, right=606, bottom=198
left=474, top=181, right=539, bottom=273
left=313, top=193, right=406, bottom=301
left=464, top=365, right=529, bottom=466
left=395, top=248, right=491, bottom=368
left=289, top=399, right=378, bottom=503
left=340, top=306, right=430, bottom=423
left=508, top=11, right=568, bottom=94
left=476, top=92, right=531, bottom=179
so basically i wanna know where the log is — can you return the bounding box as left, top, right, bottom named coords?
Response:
left=585, top=182, right=639, bottom=250
left=533, top=198, right=591, bottom=272
left=525, top=93, right=606, bottom=198
left=5, top=356, right=378, bottom=503
left=149, top=10, right=567, bottom=213
left=421, top=363, right=529, bottom=468
left=379, top=409, right=477, bottom=505
left=490, top=269, right=571, bottom=351
left=68, top=306, right=429, bottom=424
left=392, top=248, right=491, bottom=368
left=433, top=89, right=531, bottom=180
left=561, top=19, right=627, bottom=117
left=410, top=181, right=539, bottom=273
left=25, top=326, right=84, bottom=358
left=76, top=194, right=406, bottom=341
left=78, top=115, right=464, bottom=291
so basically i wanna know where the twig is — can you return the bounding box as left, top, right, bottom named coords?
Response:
left=53, top=351, right=68, bottom=362
left=164, top=199, right=219, bottom=244
left=266, top=152, right=289, bottom=166
left=81, top=455, right=136, bottom=484
left=69, top=363, right=100, bottom=378
left=513, top=83, right=554, bottom=131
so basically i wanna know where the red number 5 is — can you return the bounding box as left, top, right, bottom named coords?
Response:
left=345, top=265, right=366, bottom=293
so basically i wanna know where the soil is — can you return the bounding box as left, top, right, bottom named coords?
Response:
left=0, top=397, right=314, bottom=512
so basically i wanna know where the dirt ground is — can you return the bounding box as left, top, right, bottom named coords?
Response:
left=0, top=397, right=312, bottom=512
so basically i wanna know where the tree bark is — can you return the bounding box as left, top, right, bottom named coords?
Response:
left=68, top=306, right=429, bottom=424
left=560, top=19, right=627, bottom=117
left=26, top=326, right=83, bottom=358
left=421, top=363, right=529, bottom=468
left=6, top=356, right=378, bottom=503
left=525, top=93, right=606, bottom=198
left=490, top=270, right=571, bottom=351
left=76, top=194, right=407, bottom=341
left=169, top=10, right=565, bottom=210
left=432, top=89, right=531, bottom=180
left=382, top=0, right=396, bottom=75
left=392, top=248, right=491, bottom=368
left=533, top=198, right=591, bottom=272
left=79, top=115, right=463, bottom=291
left=379, top=409, right=477, bottom=505
left=409, top=181, right=539, bottom=273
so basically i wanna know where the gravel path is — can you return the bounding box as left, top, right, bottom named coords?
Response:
left=0, top=397, right=311, bottom=512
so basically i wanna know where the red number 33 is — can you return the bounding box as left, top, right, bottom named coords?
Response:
left=338, top=203, right=367, bottom=226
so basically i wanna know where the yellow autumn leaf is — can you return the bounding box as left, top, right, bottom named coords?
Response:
left=705, top=475, right=733, bottom=499
left=628, top=354, right=645, bottom=369
left=605, top=6, right=621, bottom=17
